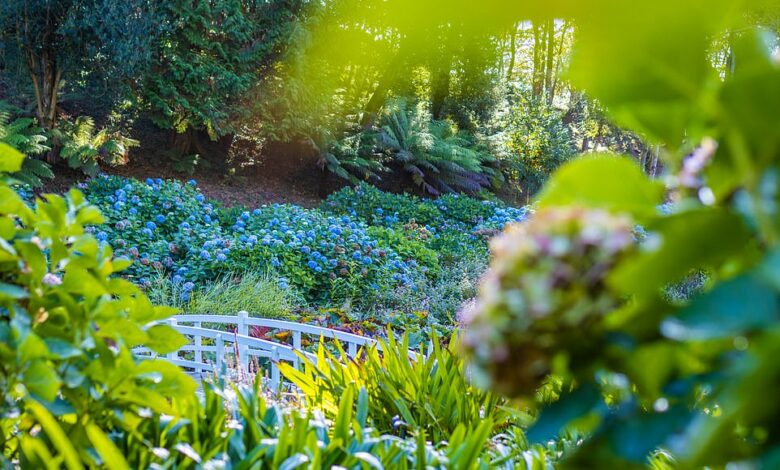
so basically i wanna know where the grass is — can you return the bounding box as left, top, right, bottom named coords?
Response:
left=147, top=271, right=298, bottom=319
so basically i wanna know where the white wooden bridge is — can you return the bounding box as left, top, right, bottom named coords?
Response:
left=135, top=311, right=378, bottom=390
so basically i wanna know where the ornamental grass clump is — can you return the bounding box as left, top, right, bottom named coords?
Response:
left=462, top=207, right=636, bottom=396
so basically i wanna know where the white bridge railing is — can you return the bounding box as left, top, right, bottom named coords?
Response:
left=135, top=311, right=377, bottom=390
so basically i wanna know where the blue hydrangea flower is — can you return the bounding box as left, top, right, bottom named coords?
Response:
left=216, top=253, right=227, bottom=262
left=187, top=179, right=197, bottom=186
left=145, top=221, right=156, bottom=230
left=195, top=194, right=205, bottom=202
left=200, top=250, right=211, bottom=260
left=155, top=214, right=166, bottom=224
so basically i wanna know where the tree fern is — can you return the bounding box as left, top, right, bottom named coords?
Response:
left=316, top=121, right=387, bottom=183
left=377, top=99, right=500, bottom=195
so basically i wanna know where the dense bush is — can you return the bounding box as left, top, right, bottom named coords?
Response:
left=0, top=104, right=53, bottom=188
left=226, top=203, right=418, bottom=303
left=494, top=91, right=576, bottom=199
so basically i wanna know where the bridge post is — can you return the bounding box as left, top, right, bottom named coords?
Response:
left=167, top=318, right=178, bottom=361
left=293, top=331, right=301, bottom=369
left=194, top=321, right=202, bottom=375
left=216, top=334, right=224, bottom=376
left=237, top=310, right=249, bottom=374
left=270, top=346, right=280, bottom=393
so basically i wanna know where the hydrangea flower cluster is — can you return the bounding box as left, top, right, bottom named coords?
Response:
left=461, top=207, right=637, bottom=397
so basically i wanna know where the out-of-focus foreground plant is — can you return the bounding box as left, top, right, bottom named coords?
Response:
left=464, top=0, right=780, bottom=467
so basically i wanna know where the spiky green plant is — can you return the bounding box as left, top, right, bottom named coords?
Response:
left=281, top=332, right=526, bottom=445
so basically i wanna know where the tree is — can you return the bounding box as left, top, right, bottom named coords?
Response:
left=0, top=0, right=164, bottom=132
left=141, top=0, right=303, bottom=164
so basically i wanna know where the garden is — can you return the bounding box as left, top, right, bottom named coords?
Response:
left=2, top=0, right=780, bottom=468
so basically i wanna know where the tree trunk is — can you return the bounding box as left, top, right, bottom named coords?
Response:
left=26, top=47, right=62, bottom=163
left=532, top=22, right=543, bottom=99
left=171, top=129, right=233, bottom=173
left=360, top=51, right=405, bottom=127
left=430, top=59, right=451, bottom=120
left=544, top=19, right=555, bottom=105
left=550, top=21, right=570, bottom=106
left=506, top=24, right=517, bottom=83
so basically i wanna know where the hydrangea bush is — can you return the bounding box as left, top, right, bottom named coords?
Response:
left=82, top=177, right=529, bottom=307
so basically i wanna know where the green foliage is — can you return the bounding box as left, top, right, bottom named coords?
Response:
left=143, top=0, right=302, bottom=137
left=0, top=145, right=194, bottom=466
left=281, top=332, right=534, bottom=464
left=118, top=378, right=509, bottom=469
left=498, top=91, right=576, bottom=197
left=53, top=116, right=139, bottom=177
left=373, top=250, right=486, bottom=328
left=464, top=4, right=780, bottom=467
left=0, top=106, right=53, bottom=187
left=317, top=126, right=387, bottom=183
left=377, top=99, right=501, bottom=195
left=147, top=272, right=298, bottom=319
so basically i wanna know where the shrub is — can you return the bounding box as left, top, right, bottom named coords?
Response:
left=229, top=203, right=416, bottom=304
left=498, top=91, right=576, bottom=198
left=0, top=143, right=194, bottom=466
left=53, top=116, right=139, bottom=176
left=373, top=251, right=487, bottom=327
left=323, top=183, right=528, bottom=232
left=82, top=175, right=224, bottom=287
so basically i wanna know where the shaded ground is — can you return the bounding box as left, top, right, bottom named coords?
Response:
left=41, top=154, right=335, bottom=209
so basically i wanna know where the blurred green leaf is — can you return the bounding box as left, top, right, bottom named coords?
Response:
left=526, top=384, right=602, bottom=443
left=0, top=142, right=24, bottom=172
left=610, top=208, right=753, bottom=297
left=537, top=154, right=664, bottom=219
left=661, top=274, right=778, bottom=340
